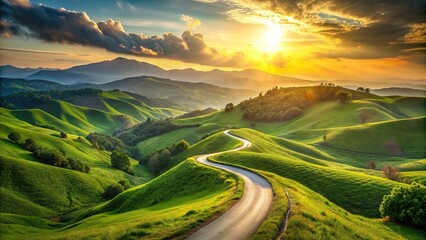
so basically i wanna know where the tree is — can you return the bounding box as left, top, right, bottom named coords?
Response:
left=24, top=138, right=37, bottom=151
left=383, top=164, right=400, bottom=181
left=365, top=88, right=370, bottom=93
left=225, top=103, right=234, bottom=112
left=8, top=132, right=20, bottom=142
left=367, top=161, right=377, bottom=169
left=60, top=131, right=67, bottom=138
left=323, top=134, right=327, bottom=144
left=111, top=151, right=130, bottom=171
left=171, top=139, right=189, bottom=155
left=103, top=183, right=124, bottom=199
left=357, top=87, right=365, bottom=92
left=337, top=91, right=351, bottom=103
left=379, top=182, right=426, bottom=228
left=118, top=179, right=131, bottom=190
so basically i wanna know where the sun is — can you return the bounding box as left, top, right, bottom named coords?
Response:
left=261, top=22, right=284, bottom=52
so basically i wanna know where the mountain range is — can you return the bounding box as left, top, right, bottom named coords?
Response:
left=1, top=57, right=425, bottom=92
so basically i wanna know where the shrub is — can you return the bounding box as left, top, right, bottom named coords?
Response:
left=367, top=161, right=377, bottom=169
left=337, top=91, right=351, bottom=103
left=111, top=151, right=130, bottom=171
left=103, top=183, right=124, bottom=199
left=383, top=164, right=400, bottom=181
left=8, top=132, right=20, bottom=142
left=24, top=138, right=37, bottom=151
left=34, top=148, right=68, bottom=167
left=148, top=148, right=171, bottom=174
left=225, top=103, right=234, bottom=112
left=60, top=131, right=67, bottom=138
left=118, top=179, right=131, bottom=190
left=171, top=139, right=189, bottom=156
left=86, top=132, right=126, bottom=152
left=379, top=182, right=426, bottom=228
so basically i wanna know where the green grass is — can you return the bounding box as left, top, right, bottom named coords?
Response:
left=0, top=159, right=243, bottom=240
left=0, top=155, right=109, bottom=217
left=214, top=129, right=404, bottom=217
left=324, top=117, right=426, bottom=157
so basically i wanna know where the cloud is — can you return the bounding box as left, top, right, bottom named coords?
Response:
left=181, top=14, right=202, bottom=29
left=227, top=0, right=426, bottom=59
left=0, top=0, right=249, bottom=67
left=116, top=0, right=135, bottom=11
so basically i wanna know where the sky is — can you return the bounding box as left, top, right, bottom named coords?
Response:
left=0, top=0, right=425, bottom=81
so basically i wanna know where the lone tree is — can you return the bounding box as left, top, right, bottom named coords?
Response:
left=8, top=132, right=20, bottom=143
left=103, top=183, right=124, bottom=199
left=60, top=131, right=67, bottom=138
left=171, top=139, right=189, bottom=155
left=379, top=182, right=426, bottom=228
left=111, top=151, right=130, bottom=171
left=337, top=91, right=351, bottom=103
left=225, top=103, right=234, bottom=112
left=367, top=161, right=377, bottom=169
left=383, top=164, right=400, bottom=181
left=357, top=87, right=365, bottom=92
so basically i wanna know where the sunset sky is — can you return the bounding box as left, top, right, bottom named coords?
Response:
left=1, top=0, right=425, bottom=81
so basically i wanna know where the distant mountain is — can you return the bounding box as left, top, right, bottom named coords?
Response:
left=99, top=75, right=256, bottom=110
left=26, top=70, right=97, bottom=84
left=67, top=57, right=165, bottom=81
left=371, top=87, right=426, bottom=97
left=67, top=57, right=316, bottom=89
left=0, top=65, right=55, bottom=78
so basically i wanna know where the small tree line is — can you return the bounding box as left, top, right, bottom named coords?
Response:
left=8, top=132, right=90, bottom=173
left=144, top=139, right=190, bottom=174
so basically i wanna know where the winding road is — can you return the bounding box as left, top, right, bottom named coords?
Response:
left=187, top=130, right=273, bottom=240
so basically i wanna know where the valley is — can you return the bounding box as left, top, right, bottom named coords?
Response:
left=0, top=75, right=424, bottom=239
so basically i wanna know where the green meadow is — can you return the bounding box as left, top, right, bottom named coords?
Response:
left=1, top=86, right=425, bottom=239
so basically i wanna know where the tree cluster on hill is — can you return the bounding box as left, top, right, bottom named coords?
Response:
left=380, top=182, right=426, bottom=228
left=0, top=88, right=101, bottom=109
left=87, top=132, right=127, bottom=152
left=116, top=118, right=199, bottom=146
left=357, top=87, right=371, bottom=93
left=7, top=132, right=90, bottom=173
left=145, top=139, right=189, bottom=174
left=176, top=108, right=217, bottom=119
left=238, top=86, right=352, bottom=122
left=110, top=151, right=131, bottom=172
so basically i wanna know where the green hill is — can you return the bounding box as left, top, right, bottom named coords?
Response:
left=325, top=117, right=426, bottom=157
left=0, top=159, right=242, bottom=240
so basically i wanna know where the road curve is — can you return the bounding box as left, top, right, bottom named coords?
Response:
left=187, top=130, right=273, bottom=240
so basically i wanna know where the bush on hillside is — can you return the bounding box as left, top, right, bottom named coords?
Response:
left=24, top=138, right=37, bottom=151
left=8, top=132, right=20, bottom=142
left=68, top=158, right=91, bottom=173
left=225, top=103, right=234, bottom=112
left=379, top=182, right=426, bottom=228
left=34, top=147, right=69, bottom=167
left=171, top=139, right=189, bottom=156
left=111, top=151, right=130, bottom=171
left=60, top=131, right=67, bottom=139
left=337, top=91, right=352, bottom=103
left=86, top=132, right=127, bottom=152
left=383, top=165, right=400, bottom=181
left=118, top=179, right=131, bottom=190
left=367, top=161, right=377, bottom=169
left=148, top=148, right=171, bottom=174
left=103, top=183, right=124, bottom=199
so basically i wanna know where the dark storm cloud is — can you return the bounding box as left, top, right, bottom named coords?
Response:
left=247, top=0, right=426, bottom=58
left=0, top=0, right=249, bottom=67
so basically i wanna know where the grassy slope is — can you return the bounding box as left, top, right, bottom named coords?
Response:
left=0, top=112, right=152, bottom=218
left=1, top=159, right=243, bottom=240
left=325, top=117, right=426, bottom=157
left=211, top=129, right=425, bottom=238
left=65, top=91, right=184, bottom=122
left=214, top=129, right=401, bottom=217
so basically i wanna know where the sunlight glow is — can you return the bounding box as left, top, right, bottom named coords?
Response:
left=261, top=22, right=284, bottom=52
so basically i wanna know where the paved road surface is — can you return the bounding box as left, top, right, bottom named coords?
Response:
left=187, top=130, right=273, bottom=240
